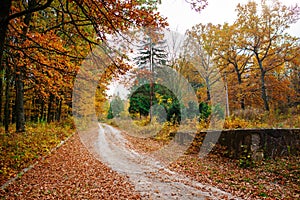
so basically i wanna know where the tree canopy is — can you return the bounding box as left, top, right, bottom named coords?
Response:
left=0, top=0, right=168, bottom=132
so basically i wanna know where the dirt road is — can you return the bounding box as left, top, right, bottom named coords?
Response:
left=91, top=123, right=237, bottom=199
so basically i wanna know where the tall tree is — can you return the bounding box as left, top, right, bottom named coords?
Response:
left=134, top=31, right=168, bottom=121
left=185, top=23, right=221, bottom=103
left=235, top=0, right=300, bottom=111
left=215, top=23, right=253, bottom=110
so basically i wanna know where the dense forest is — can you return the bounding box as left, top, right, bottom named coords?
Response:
left=106, top=0, right=300, bottom=128
left=0, top=0, right=299, bottom=133
left=0, top=0, right=169, bottom=132
left=0, top=1, right=299, bottom=199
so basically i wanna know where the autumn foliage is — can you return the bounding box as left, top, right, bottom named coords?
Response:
left=0, top=0, right=168, bottom=132
left=0, top=0, right=299, bottom=198
left=184, top=0, right=300, bottom=116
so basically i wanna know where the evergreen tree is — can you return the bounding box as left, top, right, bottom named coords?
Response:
left=107, top=95, right=124, bottom=119
left=134, top=32, right=168, bottom=121
left=107, top=104, right=114, bottom=119
left=128, top=83, right=181, bottom=124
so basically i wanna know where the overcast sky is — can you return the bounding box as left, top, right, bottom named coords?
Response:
left=157, top=0, right=300, bottom=37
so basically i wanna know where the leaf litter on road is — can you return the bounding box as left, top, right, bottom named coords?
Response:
left=0, top=133, right=140, bottom=199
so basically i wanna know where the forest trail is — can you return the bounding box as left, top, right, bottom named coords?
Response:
left=91, top=123, right=238, bottom=199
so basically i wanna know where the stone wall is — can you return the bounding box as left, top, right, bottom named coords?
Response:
left=211, top=129, right=300, bottom=159
left=185, top=129, right=300, bottom=159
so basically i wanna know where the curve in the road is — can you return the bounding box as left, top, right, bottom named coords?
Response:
left=94, top=123, right=238, bottom=200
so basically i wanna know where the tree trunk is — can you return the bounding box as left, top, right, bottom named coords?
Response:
left=0, top=72, right=3, bottom=124
left=31, top=97, right=38, bottom=122
left=150, top=82, right=153, bottom=121
left=0, top=0, right=11, bottom=69
left=15, top=0, right=36, bottom=132
left=149, top=40, right=154, bottom=122
left=260, top=71, right=269, bottom=111
left=47, top=94, right=53, bottom=123
left=12, top=94, right=15, bottom=124
left=236, top=71, right=245, bottom=110
left=224, top=75, right=230, bottom=117
left=0, top=1, right=11, bottom=126
left=68, top=92, right=72, bottom=115
left=206, top=77, right=211, bottom=102
left=4, top=70, right=11, bottom=132
left=15, top=70, right=25, bottom=132
left=40, top=99, right=45, bottom=122
left=56, top=98, right=62, bottom=122
left=258, top=60, right=270, bottom=111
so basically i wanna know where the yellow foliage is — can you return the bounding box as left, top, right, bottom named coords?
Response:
left=223, top=117, right=253, bottom=129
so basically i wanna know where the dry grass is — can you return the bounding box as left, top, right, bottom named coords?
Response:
left=0, top=121, right=74, bottom=185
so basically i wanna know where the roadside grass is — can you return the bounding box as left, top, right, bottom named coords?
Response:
left=114, top=117, right=165, bottom=139
left=225, top=109, right=300, bottom=129
left=0, top=118, right=74, bottom=185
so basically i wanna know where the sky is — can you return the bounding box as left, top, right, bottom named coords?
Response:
left=157, top=0, right=300, bottom=37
